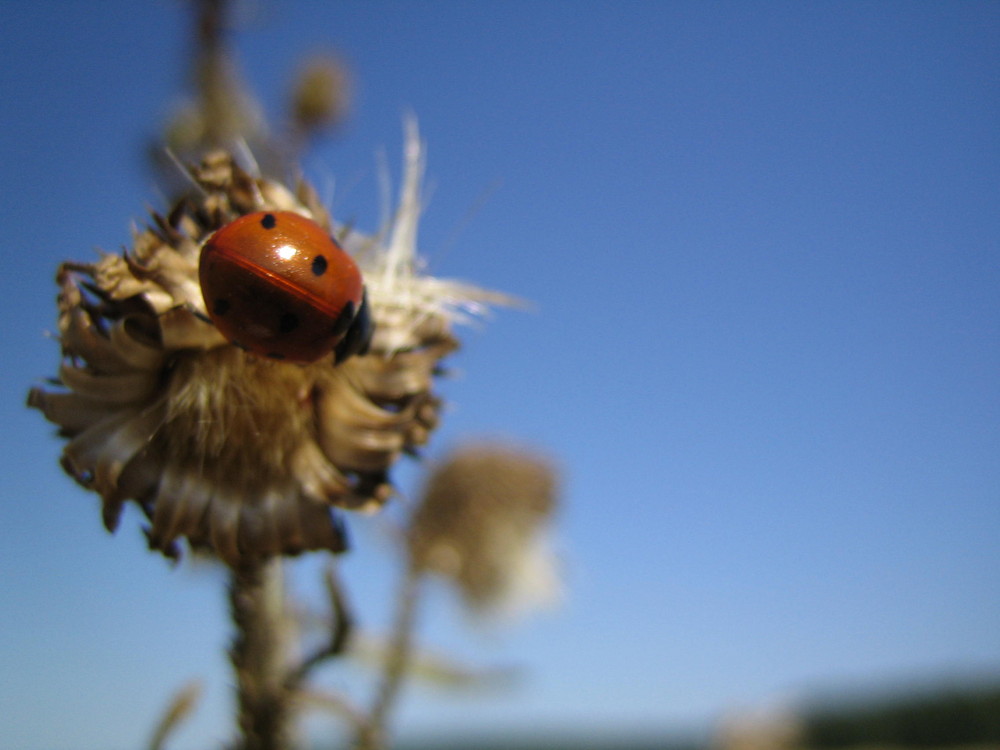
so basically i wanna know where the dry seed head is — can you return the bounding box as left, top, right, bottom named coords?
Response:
left=291, top=55, right=351, bottom=136
left=408, top=443, right=560, bottom=615
left=28, top=125, right=505, bottom=565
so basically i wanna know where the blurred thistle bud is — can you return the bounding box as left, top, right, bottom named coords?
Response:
left=152, top=0, right=269, bottom=193
left=290, top=55, right=351, bottom=138
left=407, top=443, right=561, bottom=617
left=28, top=122, right=510, bottom=566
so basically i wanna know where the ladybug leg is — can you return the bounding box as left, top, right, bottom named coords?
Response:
left=188, top=304, right=213, bottom=325
left=333, top=289, right=374, bottom=363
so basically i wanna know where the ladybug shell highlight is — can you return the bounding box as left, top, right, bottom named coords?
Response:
left=199, top=211, right=365, bottom=363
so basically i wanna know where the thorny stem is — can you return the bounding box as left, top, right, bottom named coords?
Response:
left=229, top=559, right=293, bottom=750
left=354, top=561, right=425, bottom=750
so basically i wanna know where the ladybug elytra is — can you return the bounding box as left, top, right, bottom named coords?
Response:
left=199, top=211, right=373, bottom=363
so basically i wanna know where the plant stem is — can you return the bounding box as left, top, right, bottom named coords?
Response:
left=286, top=564, right=354, bottom=689
left=354, top=562, right=424, bottom=750
left=229, top=558, right=292, bottom=750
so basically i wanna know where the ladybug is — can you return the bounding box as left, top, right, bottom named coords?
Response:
left=198, top=210, right=373, bottom=363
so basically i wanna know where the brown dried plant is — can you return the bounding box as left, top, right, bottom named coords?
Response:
left=27, top=2, right=558, bottom=749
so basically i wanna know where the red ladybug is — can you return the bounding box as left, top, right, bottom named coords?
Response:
left=199, top=211, right=373, bottom=363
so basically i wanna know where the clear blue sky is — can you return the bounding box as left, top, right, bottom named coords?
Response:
left=2, top=2, right=998, bottom=749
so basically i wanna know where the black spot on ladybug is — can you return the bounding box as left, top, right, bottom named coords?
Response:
left=279, top=312, right=300, bottom=334
left=330, top=301, right=355, bottom=338
left=260, top=213, right=277, bottom=230
left=311, top=255, right=328, bottom=276
left=212, top=298, right=231, bottom=316
left=266, top=351, right=286, bottom=360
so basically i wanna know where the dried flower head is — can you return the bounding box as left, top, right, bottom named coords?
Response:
left=28, top=123, right=506, bottom=565
left=290, top=55, right=351, bottom=138
left=407, top=443, right=560, bottom=615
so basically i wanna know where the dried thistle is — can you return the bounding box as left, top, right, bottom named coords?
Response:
left=27, top=123, right=507, bottom=566
left=407, top=442, right=561, bottom=615
left=28, top=3, right=550, bottom=748
left=353, top=443, right=560, bottom=750
left=290, top=55, right=351, bottom=141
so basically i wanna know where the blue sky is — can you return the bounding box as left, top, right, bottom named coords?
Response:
left=2, top=2, right=998, bottom=749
